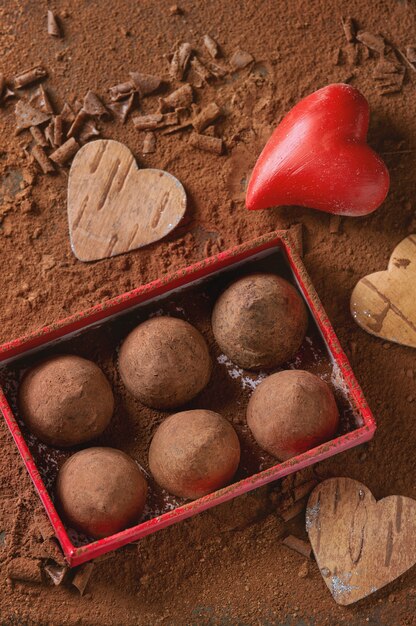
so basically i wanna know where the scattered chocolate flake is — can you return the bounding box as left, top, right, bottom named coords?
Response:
left=44, top=561, right=67, bottom=586
left=230, top=49, right=254, bottom=70
left=108, top=81, right=135, bottom=101
left=15, top=100, right=51, bottom=132
left=53, top=114, right=63, bottom=146
left=160, top=111, right=179, bottom=127
left=0, top=75, right=14, bottom=105
left=32, top=145, right=55, bottom=173
left=49, top=137, right=80, bottom=166
left=169, top=4, right=182, bottom=15
left=282, top=535, right=312, bottom=559
left=341, top=16, right=356, bottom=43
left=29, top=126, right=48, bottom=147
left=189, top=132, right=223, bottom=155
left=160, top=84, right=193, bottom=111
left=344, top=43, right=360, bottom=67
left=143, top=131, right=156, bottom=154
left=13, top=65, right=48, bottom=89
left=205, top=60, right=228, bottom=79
left=356, top=31, right=385, bottom=54
left=78, top=119, right=101, bottom=143
left=161, top=120, right=193, bottom=135
left=72, top=562, right=94, bottom=596
left=107, top=93, right=135, bottom=124
left=373, top=58, right=405, bottom=94
left=132, top=113, right=163, bottom=130
left=406, top=45, right=416, bottom=64
left=29, top=85, right=54, bottom=115
left=190, top=56, right=212, bottom=83
left=47, top=10, right=61, bottom=37
left=82, top=90, right=109, bottom=118
left=170, top=42, right=193, bottom=81
left=203, top=34, right=220, bottom=58
left=44, top=119, right=55, bottom=147
left=332, top=48, right=342, bottom=66
left=60, top=102, right=75, bottom=124
left=67, top=109, right=89, bottom=138
left=192, top=101, right=221, bottom=133
left=129, top=72, right=163, bottom=96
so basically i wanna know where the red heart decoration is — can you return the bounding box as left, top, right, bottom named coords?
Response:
left=246, top=84, right=389, bottom=216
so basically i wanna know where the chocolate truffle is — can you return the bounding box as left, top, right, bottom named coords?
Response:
left=118, top=317, right=212, bottom=409
left=56, top=447, right=148, bottom=538
left=149, top=409, right=240, bottom=499
left=18, top=355, right=114, bottom=447
left=247, top=370, right=339, bottom=460
left=212, top=273, right=308, bottom=370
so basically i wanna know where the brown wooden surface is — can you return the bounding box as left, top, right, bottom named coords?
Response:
left=67, top=139, right=187, bottom=262
left=307, top=478, right=416, bottom=606
left=350, top=235, right=416, bottom=348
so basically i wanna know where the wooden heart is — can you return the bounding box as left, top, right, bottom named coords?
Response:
left=306, top=478, right=416, bottom=605
left=68, top=139, right=187, bottom=261
left=350, top=235, right=416, bottom=348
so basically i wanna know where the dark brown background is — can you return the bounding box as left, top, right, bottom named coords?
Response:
left=1, top=1, right=415, bottom=624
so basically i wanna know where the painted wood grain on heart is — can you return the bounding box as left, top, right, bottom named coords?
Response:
left=306, top=478, right=416, bottom=605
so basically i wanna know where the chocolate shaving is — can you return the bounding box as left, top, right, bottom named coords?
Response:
left=190, top=56, right=212, bottom=83
left=47, top=10, right=61, bottom=37
left=406, top=45, right=416, bottom=64
left=107, top=93, right=135, bottom=123
left=160, top=84, right=193, bottom=111
left=132, top=113, right=163, bottom=130
left=203, top=34, right=220, bottom=58
left=356, top=30, right=385, bottom=54
left=49, top=137, right=80, bottom=166
left=67, top=109, right=89, bottom=138
left=192, top=101, right=221, bottom=132
left=60, top=102, right=75, bottom=124
left=205, top=60, right=228, bottom=79
left=282, top=535, right=312, bottom=559
left=345, top=43, right=359, bottom=67
left=13, top=65, right=48, bottom=89
left=29, top=126, right=48, bottom=147
left=143, top=131, right=156, bottom=154
left=341, top=16, right=356, bottom=43
left=108, top=81, right=135, bottom=101
left=82, top=90, right=109, bottom=118
left=189, top=132, right=223, bottom=155
left=29, top=85, right=54, bottom=115
left=44, top=561, right=68, bottom=586
left=78, top=120, right=101, bottom=143
left=15, top=100, right=50, bottom=132
left=161, top=120, right=193, bottom=135
left=53, top=115, right=63, bottom=146
left=44, top=120, right=55, bottom=147
left=170, top=42, right=193, bottom=80
left=129, top=72, right=163, bottom=96
left=32, top=145, right=55, bottom=173
left=230, top=49, right=254, bottom=70
left=72, top=562, right=94, bottom=596
left=0, top=74, right=15, bottom=105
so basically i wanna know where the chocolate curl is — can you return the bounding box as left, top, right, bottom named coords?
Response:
left=282, top=535, right=312, bottom=559
left=44, top=561, right=68, bottom=586
left=67, top=108, right=89, bottom=138
left=108, top=81, right=135, bottom=101
left=82, top=90, right=109, bottom=118
left=49, top=137, right=80, bottom=166
left=160, top=84, right=193, bottom=111
left=29, top=126, right=48, bottom=147
left=341, top=16, right=356, bottom=43
left=192, top=101, right=221, bottom=133
left=32, top=145, right=55, bottom=173
left=190, top=56, right=211, bottom=83
left=47, top=10, right=61, bottom=37
left=203, top=34, right=220, bottom=58
left=15, top=100, right=51, bottom=132
left=129, top=72, right=163, bottom=96
left=189, top=132, right=223, bottom=155
left=7, top=558, right=43, bottom=584
left=230, top=49, right=254, bottom=70
left=60, top=102, right=75, bottom=124
left=170, top=42, right=192, bottom=80
left=53, top=115, right=63, bottom=146
left=72, top=562, right=94, bottom=596
left=0, top=74, right=15, bottom=105
left=78, top=119, right=101, bottom=143
left=13, top=65, right=48, bottom=89
left=132, top=113, right=163, bottom=130
left=143, top=131, right=156, bottom=154
left=29, top=85, right=54, bottom=114
left=107, top=93, right=135, bottom=124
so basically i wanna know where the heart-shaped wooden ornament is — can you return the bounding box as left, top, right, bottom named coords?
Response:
left=68, top=139, right=187, bottom=261
left=350, top=235, right=416, bottom=348
left=306, top=478, right=416, bottom=605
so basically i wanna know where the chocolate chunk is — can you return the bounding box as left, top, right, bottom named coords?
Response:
left=203, top=34, right=220, bottom=58
left=129, top=72, right=163, bottom=96
left=356, top=31, right=385, bottom=54
left=230, top=50, right=254, bottom=70
left=47, top=10, right=61, bottom=37
left=192, top=102, right=221, bottom=133
left=29, top=85, right=54, bottom=115
left=13, top=65, right=48, bottom=89
left=189, top=132, right=223, bottom=155
left=29, top=126, right=48, bottom=147
left=49, top=137, right=80, bottom=166
left=108, top=81, right=135, bottom=101
left=160, top=84, right=193, bottom=111
left=143, top=132, right=156, bottom=154
left=82, top=91, right=109, bottom=118
left=132, top=113, right=163, bottom=130
left=107, top=93, right=135, bottom=124
left=170, top=43, right=193, bottom=80
left=341, top=16, right=356, bottom=43
left=78, top=119, right=101, bottom=143
left=32, top=145, right=54, bottom=174
left=15, top=100, right=50, bottom=132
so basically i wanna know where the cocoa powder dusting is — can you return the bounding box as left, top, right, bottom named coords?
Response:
left=1, top=1, right=416, bottom=625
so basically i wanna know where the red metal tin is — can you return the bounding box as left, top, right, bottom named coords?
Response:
left=0, top=230, right=375, bottom=566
